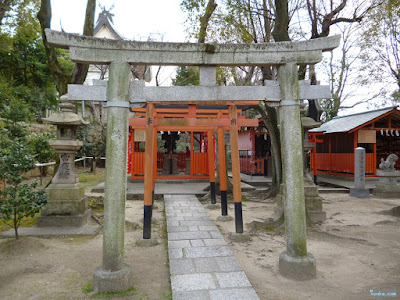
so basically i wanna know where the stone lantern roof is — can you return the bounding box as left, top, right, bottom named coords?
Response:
left=43, top=95, right=89, bottom=126
left=301, top=116, right=321, bottom=129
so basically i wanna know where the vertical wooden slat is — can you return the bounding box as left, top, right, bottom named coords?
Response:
left=144, top=103, right=155, bottom=206
left=190, top=131, right=194, bottom=177
left=328, top=135, right=332, bottom=174
left=130, top=128, right=135, bottom=180
left=218, top=127, right=227, bottom=191
left=373, top=140, right=377, bottom=176
left=229, top=105, right=241, bottom=203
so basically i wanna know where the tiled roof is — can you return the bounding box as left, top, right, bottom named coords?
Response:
left=310, top=106, right=398, bottom=134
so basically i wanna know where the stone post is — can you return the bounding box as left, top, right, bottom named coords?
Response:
left=278, top=62, right=316, bottom=280
left=93, top=62, right=132, bottom=292
left=349, top=147, right=370, bottom=198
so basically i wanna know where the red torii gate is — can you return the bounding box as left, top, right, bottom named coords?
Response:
left=130, top=102, right=259, bottom=237
left=128, top=104, right=256, bottom=179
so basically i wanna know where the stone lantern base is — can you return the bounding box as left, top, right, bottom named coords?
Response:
left=37, top=183, right=90, bottom=227
left=275, top=182, right=326, bottom=223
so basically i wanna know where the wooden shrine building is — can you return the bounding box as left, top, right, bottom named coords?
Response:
left=238, top=120, right=271, bottom=176
left=309, top=106, right=400, bottom=177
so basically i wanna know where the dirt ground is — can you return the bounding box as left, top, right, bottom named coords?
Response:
left=204, top=192, right=400, bottom=300
left=0, top=190, right=399, bottom=299
left=0, top=198, right=171, bottom=300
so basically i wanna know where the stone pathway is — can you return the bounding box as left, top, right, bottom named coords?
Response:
left=164, top=194, right=260, bottom=300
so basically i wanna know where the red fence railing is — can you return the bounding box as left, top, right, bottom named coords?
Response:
left=311, top=153, right=375, bottom=176
left=239, top=157, right=264, bottom=175
left=192, top=153, right=208, bottom=175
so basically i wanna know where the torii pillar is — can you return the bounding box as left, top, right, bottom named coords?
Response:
left=277, top=62, right=316, bottom=280
left=93, top=62, right=133, bottom=292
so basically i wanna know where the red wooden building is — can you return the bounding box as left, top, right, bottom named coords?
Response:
left=238, top=122, right=271, bottom=176
left=309, top=106, right=400, bottom=177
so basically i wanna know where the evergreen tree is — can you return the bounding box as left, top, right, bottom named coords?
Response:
left=172, top=66, right=200, bottom=86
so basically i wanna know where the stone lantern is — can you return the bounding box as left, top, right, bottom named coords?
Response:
left=300, top=104, right=326, bottom=223
left=37, top=95, right=90, bottom=228
left=301, top=115, right=320, bottom=179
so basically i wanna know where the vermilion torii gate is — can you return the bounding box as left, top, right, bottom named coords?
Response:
left=45, top=29, right=339, bottom=291
left=128, top=103, right=259, bottom=228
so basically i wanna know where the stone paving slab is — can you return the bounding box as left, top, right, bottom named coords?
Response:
left=165, top=194, right=260, bottom=300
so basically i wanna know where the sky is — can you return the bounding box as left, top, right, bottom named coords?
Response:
left=51, top=0, right=187, bottom=42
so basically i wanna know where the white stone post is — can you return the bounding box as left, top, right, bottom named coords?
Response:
left=278, top=62, right=316, bottom=280
left=350, top=147, right=370, bottom=198
left=93, top=62, right=132, bottom=292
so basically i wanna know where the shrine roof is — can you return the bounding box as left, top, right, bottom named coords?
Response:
left=310, top=106, right=399, bottom=134
left=94, top=9, right=123, bottom=40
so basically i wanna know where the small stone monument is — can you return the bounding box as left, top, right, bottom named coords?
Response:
left=349, top=147, right=370, bottom=198
left=374, top=154, right=400, bottom=198
left=37, top=95, right=91, bottom=227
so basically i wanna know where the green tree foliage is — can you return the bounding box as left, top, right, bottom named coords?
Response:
left=172, top=66, right=200, bottom=86
left=0, top=0, right=58, bottom=117
left=1, top=99, right=33, bottom=138
left=0, top=140, right=47, bottom=239
left=29, top=132, right=56, bottom=163
left=28, top=132, right=56, bottom=176
left=77, top=119, right=106, bottom=173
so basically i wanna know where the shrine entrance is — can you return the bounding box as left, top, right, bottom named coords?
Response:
left=45, top=28, right=340, bottom=290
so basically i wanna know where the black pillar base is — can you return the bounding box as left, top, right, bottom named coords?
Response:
left=234, top=202, right=243, bottom=233
left=313, top=175, right=318, bottom=185
left=143, top=205, right=153, bottom=239
left=221, top=190, right=227, bottom=216
left=210, top=182, right=216, bottom=204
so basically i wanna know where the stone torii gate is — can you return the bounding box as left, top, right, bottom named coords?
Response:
left=45, top=29, right=339, bottom=291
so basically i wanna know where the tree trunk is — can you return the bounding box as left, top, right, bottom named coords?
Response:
left=254, top=104, right=282, bottom=193
left=70, top=0, right=95, bottom=85
left=91, top=156, right=97, bottom=174
left=13, top=207, right=18, bottom=239
left=37, top=0, right=70, bottom=95
left=198, top=0, right=217, bottom=43
left=38, top=0, right=95, bottom=95
left=272, top=0, right=290, bottom=42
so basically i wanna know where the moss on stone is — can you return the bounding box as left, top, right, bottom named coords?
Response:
left=205, top=44, right=216, bottom=54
